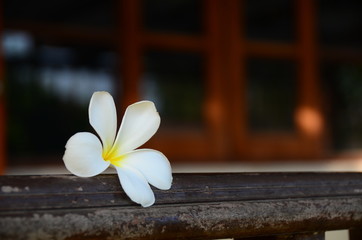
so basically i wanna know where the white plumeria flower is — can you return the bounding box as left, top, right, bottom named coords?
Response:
left=63, top=91, right=172, bottom=207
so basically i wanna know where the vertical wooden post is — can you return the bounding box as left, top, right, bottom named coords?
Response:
left=119, top=0, right=141, bottom=110
left=224, top=0, right=246, bottom=158
left=295, top=0, right=324, bottom=155
left=0, top=0, right=6, bottom=174
left=203, top=0, right=227, bottom=159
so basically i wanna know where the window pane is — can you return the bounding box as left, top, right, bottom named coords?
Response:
left=142, top=51, right=203, bottom=128
left=322, top=63, right=362, bottom=150
left=143, top=0, right=202, bottom=34
left=246, top=58, right=297, bottom=132
left=244, top=0, right=295, bottom=42
left=317, top=0, right=362, bottom=48
left=5, top=32, right=118, bottom=165
left=4, top=0, right=115, bottom=27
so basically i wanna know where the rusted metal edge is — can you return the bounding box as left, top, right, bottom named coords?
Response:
left=0, top=196, right=361, bottom=240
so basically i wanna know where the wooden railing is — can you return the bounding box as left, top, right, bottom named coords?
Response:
left=1, top=172, right=362, bottom=239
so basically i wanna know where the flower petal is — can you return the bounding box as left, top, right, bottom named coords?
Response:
left=121, top=149, right=172, bottom=190
left=115, top=165, right=155, bottom=207
left=112, top=101, right=160, bottom=155
left=63, top=132, right=110, bottom=177
left=89, top=91, right=117, bottom=152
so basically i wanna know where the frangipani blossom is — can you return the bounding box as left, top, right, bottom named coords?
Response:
left=63, top=91, right=172, bottom=207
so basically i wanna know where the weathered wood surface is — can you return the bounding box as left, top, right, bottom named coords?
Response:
left=0, top=172, right=362, bottom=240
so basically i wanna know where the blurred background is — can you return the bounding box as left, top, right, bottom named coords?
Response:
left=1, top=0, right=362, bottom=174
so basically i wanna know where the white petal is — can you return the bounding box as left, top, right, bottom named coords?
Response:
left=112, top=101, right=160, bottom=155
left=121, top=149, right=172, bottom=190
left=115, top=165, right=155, bottom=207
left=89, top=91, right=117, bottom=152
left=63, top=132, right=110, bottom=177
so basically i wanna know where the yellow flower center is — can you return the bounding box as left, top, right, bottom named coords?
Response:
left=103, top=148, right=124, bottom=167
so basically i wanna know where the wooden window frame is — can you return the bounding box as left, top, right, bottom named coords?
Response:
left=226, top=0, right=325, bottom=160
left=120, top=0, right=325, bottom=161
left=0, top=0, right=328, bottom=169
left=119, top=0, right=228, bottom=162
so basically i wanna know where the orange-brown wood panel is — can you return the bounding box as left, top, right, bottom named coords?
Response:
left=224, top=0, right=247, bottom=159
left=119, top=0, right=141, bottom=110
left=295, top=0, right=325, bottom=156
left=0, top=0, right=5, bottom=174
left=203, top=0, right=228, bottom=160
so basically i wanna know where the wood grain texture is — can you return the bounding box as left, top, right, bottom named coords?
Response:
left=0, top=172, right=362, bottom=239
